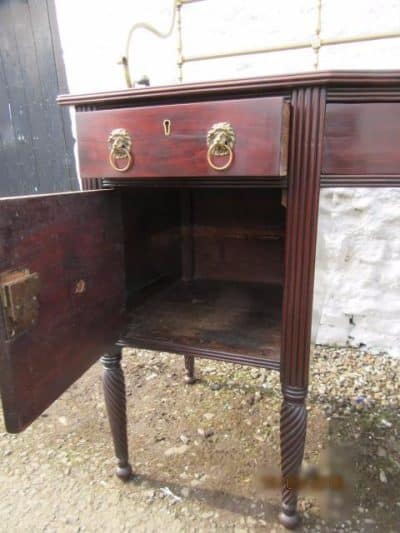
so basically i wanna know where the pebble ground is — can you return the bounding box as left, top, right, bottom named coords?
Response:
left=1, top=345, right=399, bottom=532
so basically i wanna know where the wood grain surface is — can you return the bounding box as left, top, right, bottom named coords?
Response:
left=323, top=103, right=400, bottom=175
left=76, top=97, right=289, bottom=179
left=0, top=191, right=125, bottom=432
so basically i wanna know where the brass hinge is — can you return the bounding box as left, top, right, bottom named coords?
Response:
left=0, top=269, right=39, bottom=340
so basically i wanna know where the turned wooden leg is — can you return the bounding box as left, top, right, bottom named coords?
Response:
left=183, top=354, right=196, bottom=384
left=279, top=385, right=307, bottom=529
left=101, top=350, right=132, bottom=481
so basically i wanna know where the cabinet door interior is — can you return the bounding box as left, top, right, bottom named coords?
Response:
left=0, top=190, right=125, bottom=433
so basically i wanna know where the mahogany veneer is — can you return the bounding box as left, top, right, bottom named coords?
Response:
left=323, top=103, right=400, bottom=175
left=1, top=70, right=400, bottom=529
left=76, top=97, right=290, bottom=179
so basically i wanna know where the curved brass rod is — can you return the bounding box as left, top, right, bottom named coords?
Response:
left=121, top=0, right=180, bottom=88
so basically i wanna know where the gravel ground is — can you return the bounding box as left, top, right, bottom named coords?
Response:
left=0, top=345, right=399, bottom=532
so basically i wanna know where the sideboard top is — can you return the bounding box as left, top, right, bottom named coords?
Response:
left=58, top=70, right=400, bottom=107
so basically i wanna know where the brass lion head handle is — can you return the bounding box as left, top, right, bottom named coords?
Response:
left=206, top=122, right=235, bottom=171
left=108, top=128, right=133, bottom=172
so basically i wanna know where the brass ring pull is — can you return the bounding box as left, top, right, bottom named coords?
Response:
left=108, top=128, right=133, bottom=173
left=207, top=143, right=234, bottom=171
left=206, top=122, right=236, bottom=172
left=109, top=147, right=132, bottom=172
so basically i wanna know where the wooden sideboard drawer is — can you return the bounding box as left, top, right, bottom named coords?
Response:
left=76, top=97, right=290, bottom=180
left=322, top=103, right=400, bottom=176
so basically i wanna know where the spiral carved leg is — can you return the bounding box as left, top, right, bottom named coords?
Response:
left=184, top=354, right=196, bottom=384
left=101, top=351, right=132, bottom=481
left=279, top=386, right=307, bottom=529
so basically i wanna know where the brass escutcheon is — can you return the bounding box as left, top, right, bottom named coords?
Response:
left=206, top=122, right=235, bottom=171
left=108, top=128, right=133, bottom=172
left=163, top=119, right=171, bottom=136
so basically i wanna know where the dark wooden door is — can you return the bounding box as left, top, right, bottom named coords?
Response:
left=0, top=0, right=77, bottom=196
left=0, top=190, right=125, bottom=433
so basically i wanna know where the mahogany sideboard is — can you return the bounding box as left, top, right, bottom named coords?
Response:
left=1, top=71, right=400, bottom=528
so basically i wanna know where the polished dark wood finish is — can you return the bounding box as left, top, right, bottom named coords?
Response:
left=0, top=191, right=125, bottom=432
left=102, top=177, right=288, bottom=188
left=66, top=72, right=400, bottom=528
left=322, top=103, right=400, bottom=175
left=279, top=87, right=326, bottom=526
left=280, top=385, right=307, bottom=529
left=321, top=174, right=400, bottom=187
left=327, top=88, right=400, bottom=102
left=58, top=70, right=400, bottom=108
left=281, top=87, right=325, bottom=388
left=101, top=349, right=132, bottom=480
left=2, top=70, right=400, bottom=529
left=76, top=97, right=289, bottom=179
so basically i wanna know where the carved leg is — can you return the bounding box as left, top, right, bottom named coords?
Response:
left=101, top=350, right=132, bottom=481
left=279, top=385, right=307, bottom=529
left=183, top=354, right=196, bottom=384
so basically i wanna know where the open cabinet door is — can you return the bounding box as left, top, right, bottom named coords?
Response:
left=0, top=190, right=125, bottom=433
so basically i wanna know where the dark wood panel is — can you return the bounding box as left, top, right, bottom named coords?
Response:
left=192, top=189, right=285, bottom=284
left=0, top=191, right=125, bottom=432
left=327, top=88, right=400, bottom=102
left=102, top=178, right=287, bottom=188
left=121, top=189, right=182, bottom=300
left=58, top=70, right=400, bottom=108
left=76, top=97, right=289, bottom=179
left=281, top=87, right=326, bottom=387
left=321, top=174, right=400, bottom=187
left=123, top=279, right=281, bottom=365
left=322, top=103, right=400, bottom=176
left=121, top=336, right=280, bottom=370
left=181, top=190, right=194, bottom=281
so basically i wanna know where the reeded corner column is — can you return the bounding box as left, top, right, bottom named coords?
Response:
left=184, top=354, right=196, bottom=384
left=279, top=385, right=308, bottom=529
left=279, top=87, right=326, bottom=528
left=101, top=349, right=132, bottom=481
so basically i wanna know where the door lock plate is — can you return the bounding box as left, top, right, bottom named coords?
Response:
left=0, top=269, right=39, bottom=340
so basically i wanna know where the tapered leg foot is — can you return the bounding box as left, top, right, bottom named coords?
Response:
left=279, top=505, right=300, bottom=529
left=279, top=385, right=307, bottom=529
left=102, top=350, right=132, bottom=481
left=184, top=354, right=196, bottom=384
left=116, top=463, right=133, bottom=481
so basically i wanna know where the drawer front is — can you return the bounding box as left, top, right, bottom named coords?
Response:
left=76, top=97, right=290, bottom=179
left=322, top=103, right=400, bottom=175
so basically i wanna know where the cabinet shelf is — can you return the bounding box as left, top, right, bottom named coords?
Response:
left=121, top=279, right=281, bottom=370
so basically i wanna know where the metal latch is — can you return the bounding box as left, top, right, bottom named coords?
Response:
left=0, top=269, right=39, bottom=340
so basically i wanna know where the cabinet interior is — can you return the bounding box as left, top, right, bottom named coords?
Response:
left=120, top=187, right=286, bottom=366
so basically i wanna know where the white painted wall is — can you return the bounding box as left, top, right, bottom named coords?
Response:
left=55, top=0, right=400, bottom=355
